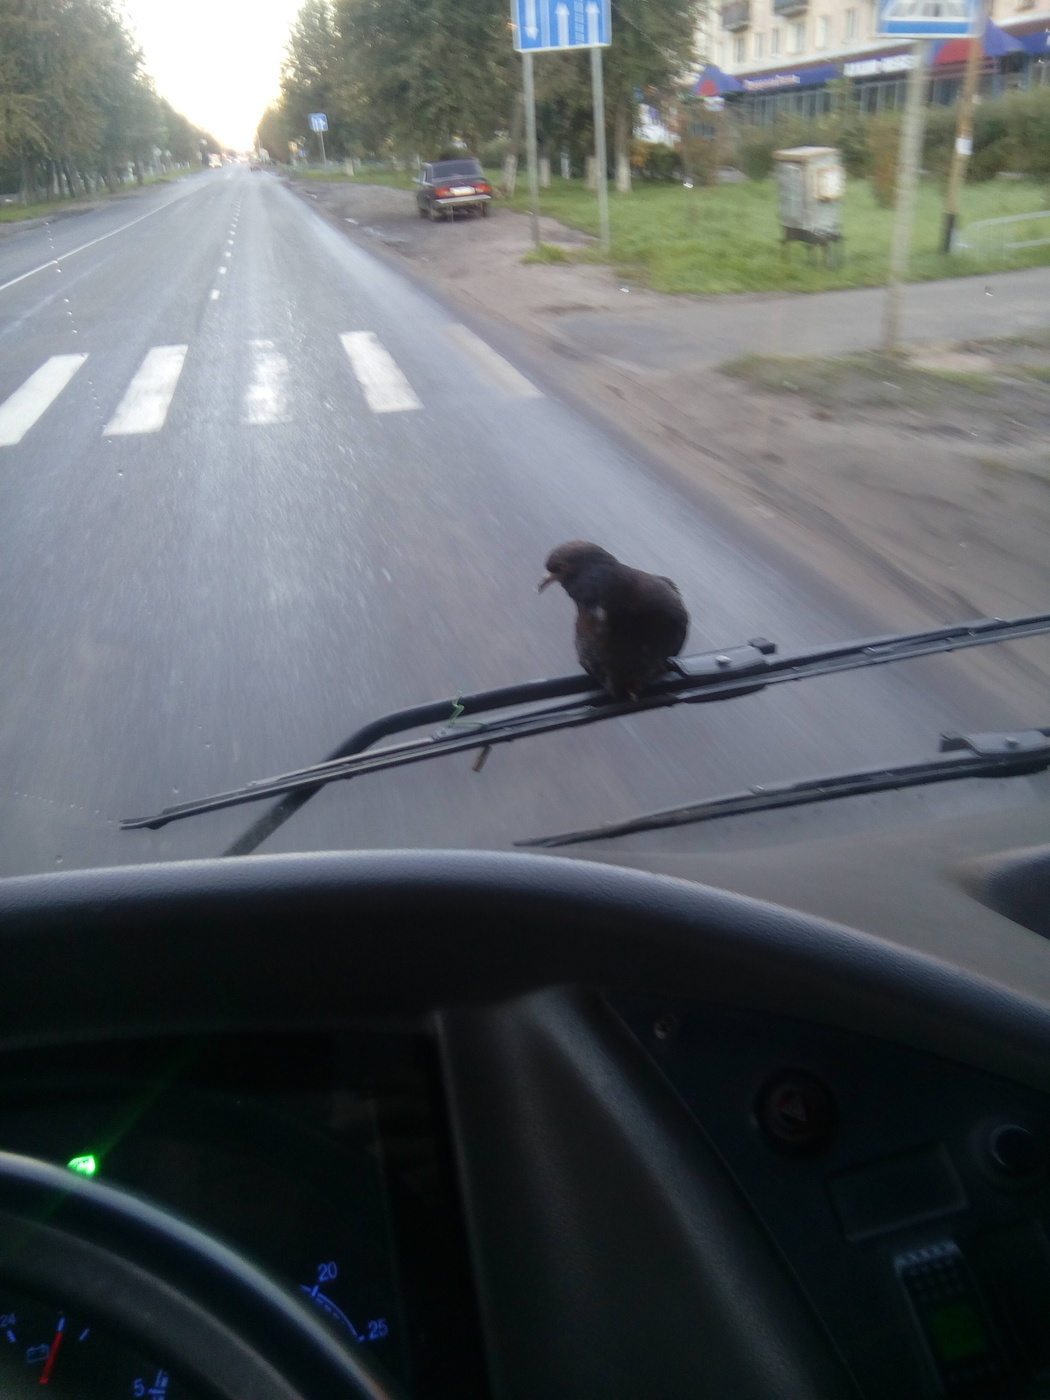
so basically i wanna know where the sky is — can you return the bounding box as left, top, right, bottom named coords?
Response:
left=121, top=0, right=304, bottom=150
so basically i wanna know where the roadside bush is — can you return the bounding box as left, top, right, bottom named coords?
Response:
left=479, top=136, right=513, bottom=167
left=868, top=114, right=900, bottom=207
left=631, top=140, right=681, bottom=181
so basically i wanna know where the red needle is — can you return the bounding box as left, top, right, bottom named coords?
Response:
left=38, top=1318, right=65, bottom=1385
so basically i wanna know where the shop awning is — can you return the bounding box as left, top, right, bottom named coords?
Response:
left=694, top=65, right=745, bottom=96
left=931, top=19, right=1023, bottom=64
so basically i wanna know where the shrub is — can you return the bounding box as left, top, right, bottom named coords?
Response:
left=631, top=140, right=681, bottom=181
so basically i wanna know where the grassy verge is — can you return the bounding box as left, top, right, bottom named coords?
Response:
left=294, top=166, right=419, bottom=189
left=502, top=175, right=1050, bottom=294
left=0, top=169, right=193, bottom=222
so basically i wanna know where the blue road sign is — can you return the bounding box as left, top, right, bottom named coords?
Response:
left=512, top=0, right=610, bottom=52
left=877, top=0, right=979, bottom=38
left=309, top=113, right=328, bottom=132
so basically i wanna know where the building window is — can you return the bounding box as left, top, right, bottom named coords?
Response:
left=791, top=20, right=805, bottom=51
left=717, top=40, right=727, bottom=65
left=817, top=15, right=830, bottom=46
left=734, top=34, right=746, bottom=61
left=845, top=7, right=858, bottom=38
left=770, top=26, right=782, bottom=54
left=754, top=30, right=765, bottom=56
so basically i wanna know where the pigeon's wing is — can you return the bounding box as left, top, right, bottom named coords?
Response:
left=635, top=575, right=690, bottom=658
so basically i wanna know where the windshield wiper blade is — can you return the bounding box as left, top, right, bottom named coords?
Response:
left=120, top=610, right=1050, bottom=846
left=518, top=727, right=1050, bottom=848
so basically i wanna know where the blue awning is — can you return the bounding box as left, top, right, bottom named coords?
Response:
left=738, top=62, right=842, bottom=92
left=1017, top=30, right=1050, bottom=54
left=694, top=65, right=745, bottom=96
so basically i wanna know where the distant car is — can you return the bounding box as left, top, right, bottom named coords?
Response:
left=249, top=159, right=262, bottom=171
left=415, top=159, right=492, bottom=221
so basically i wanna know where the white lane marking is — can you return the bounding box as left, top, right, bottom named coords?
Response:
left=243, top=339, right=290, bottom=425
left=0, top=199, right=188, bottom=296
left=339, top=332, right=421, bottom=413
left=442, top=323, right=543, bottom=400
left=0, top=354, right=88, bottom=445
left=218, top=266, right=227, bottom=274
left=103, top=345, right=187, bottom=435
left=210, top=289, right=220, bottom=300
left=223, top=251, right=231, bottom=259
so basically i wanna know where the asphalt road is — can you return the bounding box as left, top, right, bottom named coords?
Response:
left=0, top=168, right=1030, bottom=876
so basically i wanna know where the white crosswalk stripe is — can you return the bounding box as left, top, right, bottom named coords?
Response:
left=242, top=340, right=290, bottom=425
left=104, top=345, right=188, bottom=436
left=0, top=355, right=88, bottom=446
left=339, top=332, right=422, bottom=413
left=442, top=323, right=543, bottom=399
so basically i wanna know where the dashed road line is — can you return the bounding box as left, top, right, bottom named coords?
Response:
left=0, top=354, right=88, bottom=445
left=103, top=345, right=187, bottom=436
left=339, top=332, right=422, bottom=413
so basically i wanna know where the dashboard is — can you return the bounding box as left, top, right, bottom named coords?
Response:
left=0, top=847, right=1049, bottom=1399
left=0, top=1031, right=486, bottom=1399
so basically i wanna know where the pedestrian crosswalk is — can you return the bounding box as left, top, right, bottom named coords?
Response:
left=0, top=326, right=542, bottom=447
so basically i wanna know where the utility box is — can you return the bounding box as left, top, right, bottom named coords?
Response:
left=773, top=146, right=845, bottom=256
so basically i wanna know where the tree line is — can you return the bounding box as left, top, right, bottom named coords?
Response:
left=0, top=0, right=217, bottom=202
left=258, top=0, right=702, bottom=179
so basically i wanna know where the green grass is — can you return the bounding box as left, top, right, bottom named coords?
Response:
left=501, top=175, right=1050, bottom=294
left=0, top=169, right=192, bottom=222
left=522, top=241, right=572, bottom=264
left=296, top=166, right=419, bottom=189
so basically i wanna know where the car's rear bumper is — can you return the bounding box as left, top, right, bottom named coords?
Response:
left=434, top=194, right=493, bottom=207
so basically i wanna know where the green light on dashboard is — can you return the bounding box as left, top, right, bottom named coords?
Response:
left=66, top=1154, right=97, bottom=1177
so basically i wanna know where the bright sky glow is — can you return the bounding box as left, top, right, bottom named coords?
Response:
left=121, top=0, right=304, bottom=150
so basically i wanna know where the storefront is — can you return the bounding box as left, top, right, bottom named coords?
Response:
left=699, top=20, right=1050, bottom=125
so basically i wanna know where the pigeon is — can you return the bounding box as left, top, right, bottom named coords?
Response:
left=539, top=541, right=689, bottom=700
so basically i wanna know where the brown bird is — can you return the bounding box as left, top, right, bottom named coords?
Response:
left=539, top=541, right=689, bottom=700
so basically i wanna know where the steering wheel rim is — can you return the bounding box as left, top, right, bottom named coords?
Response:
left=0, top=1150, right=401, bottom=1400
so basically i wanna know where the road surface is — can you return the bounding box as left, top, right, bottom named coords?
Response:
left=0, top=168, right=1025, bottom=875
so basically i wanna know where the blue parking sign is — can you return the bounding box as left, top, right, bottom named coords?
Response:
left=512, top=0, right=610, bottom=51
left=309, top=113, right=328, bottom=132
left=877, top=0, right=980, bottom=38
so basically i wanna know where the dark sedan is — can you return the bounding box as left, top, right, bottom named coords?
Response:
left=416, top=158, right=493, bottom=220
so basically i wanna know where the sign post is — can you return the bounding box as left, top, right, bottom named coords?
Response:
left=941, top=0, right=987, bottom=253
left=511, top=0, right=612, bottom=253
left=877, top=0, right=981, bottom=353
left=309, top=113, right=328, bottom=167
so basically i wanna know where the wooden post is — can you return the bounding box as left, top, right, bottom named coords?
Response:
left=882, top=40, right=930, bottom=354
left=941, top=1, right=986, bottom=253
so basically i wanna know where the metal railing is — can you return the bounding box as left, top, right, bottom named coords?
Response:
left=773, top=0, right=809, bottom=15
left=952, top=208, right=1050, bottom=257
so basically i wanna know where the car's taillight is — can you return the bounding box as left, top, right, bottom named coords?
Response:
left=436, top=188, right=452, bottom=197
left=477, top=182, right=491, bottom=194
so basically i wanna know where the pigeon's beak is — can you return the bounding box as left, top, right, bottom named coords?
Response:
left=538, top=573, right=556, bottom=593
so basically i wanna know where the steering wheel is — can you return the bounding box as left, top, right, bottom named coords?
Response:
left=0, top=1150, right=400, bottom=1400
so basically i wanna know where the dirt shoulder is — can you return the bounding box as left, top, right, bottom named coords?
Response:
left=289, top=176, right=1050, bottom=707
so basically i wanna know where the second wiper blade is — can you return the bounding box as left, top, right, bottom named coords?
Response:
left=121, top=610, right=1050, bottom=837
left=518, top=727, right=1050, bottom=848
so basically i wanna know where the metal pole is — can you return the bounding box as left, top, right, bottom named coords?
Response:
left=882, top=40, right=929, bottom=354
left=941, top=1, right=986, bottom=253
left=522, top=52, right=541, bottom=250
left=590, top=45, right=611, bottom=255
left=318, top=130, right=327, bottom=167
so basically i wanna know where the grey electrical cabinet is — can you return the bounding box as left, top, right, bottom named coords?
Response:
left=773, top=146, right=845, bottom=256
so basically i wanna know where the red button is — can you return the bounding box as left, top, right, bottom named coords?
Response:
left=757, top=1073, right=837, bottom=1153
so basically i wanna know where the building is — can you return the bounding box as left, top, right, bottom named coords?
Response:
left=703, top=0, right=1050, bottom=121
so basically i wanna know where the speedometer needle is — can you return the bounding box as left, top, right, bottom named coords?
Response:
left=38, top=1317, right=64, bottom=1385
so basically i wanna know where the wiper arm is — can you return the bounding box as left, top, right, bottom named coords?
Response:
left=120, top=610, right=1050, bottom=850
left=519, top=728, right=1050, bottom=848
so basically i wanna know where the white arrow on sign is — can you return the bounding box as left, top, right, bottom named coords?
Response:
left=555, top=2, right=569, bottom=46
left=586, top=0, right=600, bottom=43
left=524, top=0, right=538, bottom=40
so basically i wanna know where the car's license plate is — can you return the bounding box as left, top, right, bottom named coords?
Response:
left=451, top=186, right=475, bottom=196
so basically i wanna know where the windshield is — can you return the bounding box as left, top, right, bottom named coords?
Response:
left=0, top=0, right=1048, bottom=878
left=428, top=160, right=485, bottom=178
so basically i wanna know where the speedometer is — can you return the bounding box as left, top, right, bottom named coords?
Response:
left=0, top=1289, right=195, bottom=1399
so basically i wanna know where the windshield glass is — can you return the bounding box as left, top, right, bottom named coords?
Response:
left=428, top=160, right=485, bottom=178
left=0, top=0, right=1048, bottom=878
